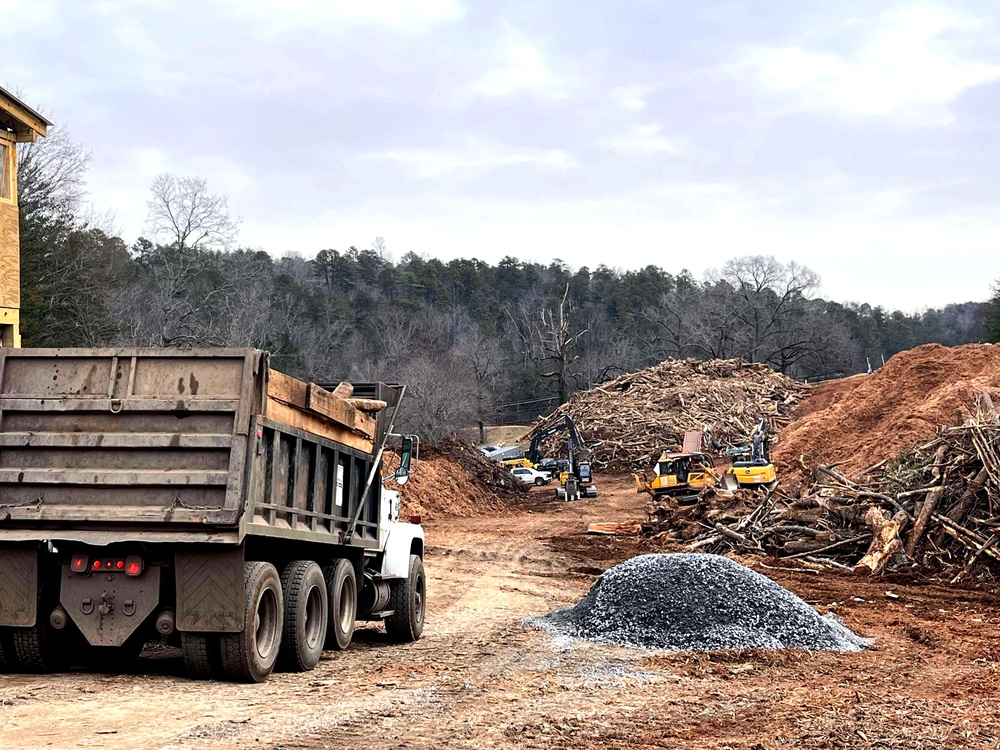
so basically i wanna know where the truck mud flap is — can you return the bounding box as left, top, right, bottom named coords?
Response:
left=0, top=545, right=37, bottom=627
left=175, top=548, right=245, bottom=633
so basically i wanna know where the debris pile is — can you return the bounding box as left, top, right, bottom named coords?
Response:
left=524, top=358, right=806, bottom=471
left=775, top=343, right=1000, bottom=484
left=528, top=553, right=867, bottom=652
left=650, top=417, right=1000, bottom=581
left=387, top=438, right=526, bottom=521
left=437, top=434, right=527, bottom=503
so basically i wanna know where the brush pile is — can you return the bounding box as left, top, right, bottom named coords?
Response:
left=523, top=358, right=806, bottom=471
left=650, top=410, right=1000, bottom=581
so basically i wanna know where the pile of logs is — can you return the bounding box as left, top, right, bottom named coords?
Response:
left=523, top=358, right=806, bottom=471
left=648, top=417, right=1000, bottom=580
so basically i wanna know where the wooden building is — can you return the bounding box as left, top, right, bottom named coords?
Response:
left=0, top=87, right=51, bottom=347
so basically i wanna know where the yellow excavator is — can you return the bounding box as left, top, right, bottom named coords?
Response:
left=719, top=419, right=778, bottom=491
left=527, top=415, right=598, bottom=500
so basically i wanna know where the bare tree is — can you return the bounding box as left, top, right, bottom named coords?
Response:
left=392, top=354, right=478, bottom=443
left=509, top=283, right=589, bottom=404
left=16, top=123, right=90, bottom=226
left=145, top=174, right=241, bottom=250
left=455, top=325, right=509, bottom=418
left=718, top=255, right=820, bottom=365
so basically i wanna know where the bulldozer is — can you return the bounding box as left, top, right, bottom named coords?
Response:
left=719, top=419, right=778, bottom=491
left=634, top=451, right=718, bottom=504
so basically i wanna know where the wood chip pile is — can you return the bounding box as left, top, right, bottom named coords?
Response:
left=384, top=436, right=526, bottom=521
left=648, top=413, right=1000, bottom=581
left=437, top=434, right=528, bottom=503
left=524, top=358, right=806, bottom=471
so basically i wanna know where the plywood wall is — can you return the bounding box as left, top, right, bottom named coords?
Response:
left=0, top=201, right=18, bottom=310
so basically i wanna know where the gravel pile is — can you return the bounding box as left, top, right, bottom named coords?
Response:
left=528, top=553, right=868, bottom=652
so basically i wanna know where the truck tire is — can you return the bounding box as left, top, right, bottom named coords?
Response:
left=0, top=633, right=12, bottom=671
left=219, top=562, right=283, bottom=683
left=279, top=561, right=328, bottom=672
left=534, top=477, right=545, bottom=486
left=385, top=555, right=425, bottom=643
left=10, top=578, right=67, bottom=672
left=181, top=632, right=222, bottom=678
left=324, top=559, right=356, bottom=651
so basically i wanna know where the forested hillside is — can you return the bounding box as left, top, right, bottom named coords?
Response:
left=16, top=127, right=993, bottom=440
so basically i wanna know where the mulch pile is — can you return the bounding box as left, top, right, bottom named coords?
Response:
left=774, top=343, right=1000, bottom=484
left=523, top=358, right=806, bottom=471
left=389, top=437, right=527, bottom=521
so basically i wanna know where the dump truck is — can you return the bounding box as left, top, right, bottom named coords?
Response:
left=0, top=348, right=426, bottom=682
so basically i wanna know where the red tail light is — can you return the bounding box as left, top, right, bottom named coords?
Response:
left=71, top=555, right=89, bottom=572
left=93, top=560, right=102, bottom=569
left=409, top=515, right=421, bottom=525
left=125, top=556, right=143, bottom=576
left=116, top=560, right=125, bottom=569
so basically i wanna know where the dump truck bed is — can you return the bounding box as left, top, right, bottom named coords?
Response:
left=0, top=348, right=392, bottom=547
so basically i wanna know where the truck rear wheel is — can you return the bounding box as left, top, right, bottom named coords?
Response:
left=10, top=578, right=67, bottom=672
left=182, top=632, right=222, bottom=678
left=279, top=561, right=328, bottom=672
left=324, top=559, right=356, bottom=651
left=385, top=555, right=425, bottom=643
left=219, top=561, right=283, bottom=683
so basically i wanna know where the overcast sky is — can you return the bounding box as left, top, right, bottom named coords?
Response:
left=4, top=0, right=1000, bottom=309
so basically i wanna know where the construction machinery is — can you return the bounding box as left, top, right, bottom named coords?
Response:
left=0, top=348, right=426, bottom=682
left=720, top=418, right=778, bottom=490
left=526, top=415, right=597, bottom=499
left=634, top=451, right=718, bottom=504
left=499, top=456, right=534, bottom=470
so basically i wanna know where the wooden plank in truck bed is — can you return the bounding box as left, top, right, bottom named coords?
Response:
left=267, top=370, right=375, bottom=451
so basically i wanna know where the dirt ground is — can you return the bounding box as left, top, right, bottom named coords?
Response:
left=2, top=476, right=999, bottom=750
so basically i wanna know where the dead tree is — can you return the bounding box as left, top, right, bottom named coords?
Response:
left=510, top=284, right=589, bottom=405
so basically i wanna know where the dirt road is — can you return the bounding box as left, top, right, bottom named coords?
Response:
left=2, top=476, right=999, bottom=749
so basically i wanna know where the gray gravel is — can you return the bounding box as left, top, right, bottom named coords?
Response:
left=527, top=553, right=868, bottom=652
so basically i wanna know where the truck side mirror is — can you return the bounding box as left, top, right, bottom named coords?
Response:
left=394, top=435, right=419, bottom=486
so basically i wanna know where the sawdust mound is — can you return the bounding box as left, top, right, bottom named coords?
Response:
left=390, top=438, right=526, bottom=521
left=528, top=553, right=867, bottom=652
left=524, top=358, right=805, bottom=471
left=775, top=344, right=1000, bottom=483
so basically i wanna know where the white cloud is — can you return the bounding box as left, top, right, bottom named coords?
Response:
left=613, top=84, right=658, bottom=111
left=471, top=27, right=572, bottom=99
left=367, top=138, right=577, bottom=179
left=0, top=0, right=58, bottom=37
left=598, top=124, right=684, bottom=155
left=225, top=0, right=464, bottom=34
left=739, top=6, right=1000, bottom=122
